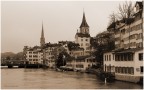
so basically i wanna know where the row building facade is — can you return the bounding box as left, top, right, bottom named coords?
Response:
left=23, top=12, right=95, bottom=69
left=103, top=1, right=143, bottom=83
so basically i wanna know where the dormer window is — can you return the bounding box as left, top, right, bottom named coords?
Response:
left=136, top=4, right=140, bottom=12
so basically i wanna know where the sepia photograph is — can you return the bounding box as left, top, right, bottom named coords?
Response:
left=1, top=0, right=143, bottom=89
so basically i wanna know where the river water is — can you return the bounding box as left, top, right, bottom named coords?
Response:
left=1, top=68, right=143, bottom=89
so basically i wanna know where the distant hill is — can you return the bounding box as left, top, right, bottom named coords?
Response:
left=1, top=52, right=23, bottom=60
left=1, top=52, right=16, bottom=58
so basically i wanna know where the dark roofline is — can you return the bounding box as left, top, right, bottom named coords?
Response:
left=135, top=1, right=143, bottom=9
left=76, top=33, right=90, bottom=37
left=113, top=48, right=143, bottom=54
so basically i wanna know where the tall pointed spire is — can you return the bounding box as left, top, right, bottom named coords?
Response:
left=80, top=11, right=89, bottom=28
left=40, top=21, right=45, bottom=47
left=41, top=22, right=44, bottom=38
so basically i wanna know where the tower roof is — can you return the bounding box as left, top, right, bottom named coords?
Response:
left=40, top=22, right=45, bottom=47
left=41, top=22, right=44, bottom=38
left=80, top=12, right=89, bottom=28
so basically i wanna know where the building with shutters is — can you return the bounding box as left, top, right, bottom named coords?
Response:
left=103, top=1, right=143, bottom=83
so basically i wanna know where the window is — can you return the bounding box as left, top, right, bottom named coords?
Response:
left=121, top=29, right=125, bottom=34
left=113, top=54, right=114, bottom=60
left=129, top=54, right=133, bottom=61
left=76, top=64, right=84, bottom=68
left=86, top=47, right=90, bottom=50
left=124, top=54, right=127, bottom=61
left=105, top=55, right=106, bottom=61
left=121, top=54, right=123, bottom=61
left=109, top=55, right=111, bottom=61
left=85, top=39, right=88, bottom=41
left=115, top=67, right=117, bottom=73
left=139, top=53, right=143, bottom=60
left=29, top=55, right=32, bottom=57
left=33, top=52, right=37, bottom=54
left=81, top=43, right=83, bottom=46
left=86, top=43, right=89, bottom=46
left=118, top=67, right=121, bottom=73
left=136, top=5, right=139, bottom=11
left=139, top=42, right=143, bottom=48
left=29, top=52, right=32, bottom=54
left=121, top=67, right=124, bottom=74
left=33, top=55, right=38, bottom=57
left=125, top=67, right=128, bottom=74
left=81, top=39, right=83, bottom=41
left=107, top=55, right=108, bottom=61
left=115, top=55, right=117, bottom=61
left=81, top=52, right=83, bottom=55
left=127, top=54, right=130, bottom=61
left=117, top=55, right=120, bottom=61
left=131, top=67, right=134, bottom=74
left=139, top=33, right=142, bottom=39
left=128, top=67, right=131, bottom=74
left=140, top=66, right=143, bottom=73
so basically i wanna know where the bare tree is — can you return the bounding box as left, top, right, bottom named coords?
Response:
left=108, top=12, right=118, bottom=25
left=107, top=12, right=118, bottom=33
left=118, top=1, right=135, bottom=49
left=118, top=1, right=134, bottom=22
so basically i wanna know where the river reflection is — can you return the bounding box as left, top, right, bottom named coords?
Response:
left=1, top=68, right=143, bottom=89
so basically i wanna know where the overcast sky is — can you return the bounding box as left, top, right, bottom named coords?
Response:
left=1, top=1, right=136, bottom=53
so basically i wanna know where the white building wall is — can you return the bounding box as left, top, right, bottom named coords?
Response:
left=45, top=47, right=57, bottom=68
left=134, top=50, right=143, bottom=76
left=75, top=36, right=90, bottom=55
left=26, top=50, right=43, bottom=64
left=66, top=57, right=95, bottom=71
left=103, top=52, right=115, bottom=72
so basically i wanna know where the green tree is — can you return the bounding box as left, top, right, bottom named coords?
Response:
left=67, top=42, right=80, bottom=51
left=91, top=31, right=115, bottom=68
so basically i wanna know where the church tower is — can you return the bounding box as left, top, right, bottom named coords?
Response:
left=40, top=23, right=45, bottom=47
left=80, top=12, right=89, bottom=34
left=75, top=12, right=91, bottom=55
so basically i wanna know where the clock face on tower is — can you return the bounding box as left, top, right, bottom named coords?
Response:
left=86, top=29, right=89, bottom=33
